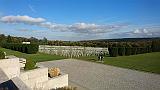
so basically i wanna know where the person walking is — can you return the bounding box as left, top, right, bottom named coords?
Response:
left=98, top=51, right=104, bottom=62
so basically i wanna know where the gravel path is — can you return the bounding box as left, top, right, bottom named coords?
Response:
left=38, top=59, right=160, bottom=90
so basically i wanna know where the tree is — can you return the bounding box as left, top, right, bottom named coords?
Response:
left=6, top=35, right=13, bottom=43
left=29, top=37, right=39, bottom=43
left=42, top=37, right=48, bottom=45
left=152, top=40, right=160, bottom=52
left=0, top=34, right=6, bottom=41
left=0, top=34, right=7, bottom=46
left=109, top=47, right=118, bottom=57
left=118, top=47, right=125, bottom=56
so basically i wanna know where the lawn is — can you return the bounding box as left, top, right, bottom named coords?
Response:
left=77, top=52, right=160, bottom=74
left=0, top=47, right=66, bottom=62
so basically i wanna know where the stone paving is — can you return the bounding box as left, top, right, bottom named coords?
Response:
left=38, top=59, right=160, bottom=90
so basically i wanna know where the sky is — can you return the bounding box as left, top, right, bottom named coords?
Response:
left=0, top=0, right=160, bottom=41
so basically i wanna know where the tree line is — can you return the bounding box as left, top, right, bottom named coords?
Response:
left=0, top=34, right=48, bottom=45
left=0, top=34, right=160, bottom=56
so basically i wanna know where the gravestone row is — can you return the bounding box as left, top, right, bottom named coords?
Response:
left=39, top=45, right=109, bottom=58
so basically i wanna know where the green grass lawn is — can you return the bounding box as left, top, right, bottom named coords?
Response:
left=0, top=47, right=66, bottom=62
left=77, top=52, right=160, bottom=74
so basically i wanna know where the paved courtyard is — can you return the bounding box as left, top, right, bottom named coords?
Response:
left=38, top=59, right=160, bottom=90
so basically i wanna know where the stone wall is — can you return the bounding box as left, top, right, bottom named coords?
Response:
left=0, top=58, right=20, bottom=79
left=20, top=68, right=48, bottom=89
left=20, top=67, right=69, bottom=89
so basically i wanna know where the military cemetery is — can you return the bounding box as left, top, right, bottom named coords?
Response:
left=39, top=45, right=109, bottom=58
left=1, top=0, right=160, bottom=90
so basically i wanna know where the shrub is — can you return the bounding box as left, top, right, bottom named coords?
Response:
left=1, top=43, right=39, bottom=54
left=118, top=47, right=125, bottom=56
left=109, top=47, right=118, bottom=57
left=24, top=60, right=36, bottom=70
left=26, top=44, right=39, bottom=54
left=125, top=47, right=131, bottom=56
left=109, top=46, right=152, bottom=57
left=0, top=50, right=5, bottom=59
left=147, top=46, right=152, bottom=53
left=131, top=47, right=137, bottom=55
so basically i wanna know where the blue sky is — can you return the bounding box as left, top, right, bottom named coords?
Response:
left=0, top=0, right=160, bottom=41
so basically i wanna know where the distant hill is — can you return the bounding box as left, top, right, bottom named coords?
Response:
left=80, top=37, right=160, bottom=42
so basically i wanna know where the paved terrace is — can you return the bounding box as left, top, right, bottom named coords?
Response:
left=38, top=59, right=160, bottom=90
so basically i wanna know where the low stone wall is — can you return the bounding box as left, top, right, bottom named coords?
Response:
left=20, top=67, right=68, bottom=89
left=20, top=68, right=48, bottom=89
left=0, top=58, right=20, bottom=79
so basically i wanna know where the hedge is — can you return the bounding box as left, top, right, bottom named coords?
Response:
left=152, top=40, right=160, bottom=52
left=131, top=47, right=137, bottom=55
left=1, top=43, right=39, bottom=54
left=109, top=47, right=118, bottom=57
left=24, top=60, right=36, bottom=70
left=109, top=47, right=152, bottom=57
left=118, top=47, right=125, bottom=56
left=125, top=47, right=131, bottom=56
left=0, top=50, right=5, bottom=59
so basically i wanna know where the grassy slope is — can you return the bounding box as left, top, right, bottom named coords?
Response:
left=0, top=47, right=66, bottom=62
left=77, top=52, right=160, bottom=74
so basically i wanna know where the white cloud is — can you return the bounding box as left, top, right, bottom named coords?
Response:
left=16, top=28, right=45, bottom=33
left=113, top=26, right=160, bottom=38
left=17, top=28, right=29, bottom=32
left=0, top=15, right=45, bottom=24
left=143, top=29, right=148, bottom=33
left=39, top=22, right=127, bottom=34
left=129, top=28, right=151, bottom=37
left=133, top=28, right=149, bottom=34
left=133, top=29, right=141, bottom=34
left=0, top=15, right=128, bottom=34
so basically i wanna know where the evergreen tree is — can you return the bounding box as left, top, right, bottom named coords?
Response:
left=6, top=35, right=13, bottom=43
